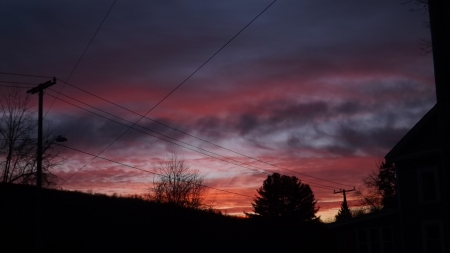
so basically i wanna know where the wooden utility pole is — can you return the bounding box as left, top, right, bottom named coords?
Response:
left=27, top=77, right=56, bottom=253
left=334, top=187, right=356, bottom=208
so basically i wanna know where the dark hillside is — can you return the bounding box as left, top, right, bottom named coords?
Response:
left=0, top=183, right=332, bottom=252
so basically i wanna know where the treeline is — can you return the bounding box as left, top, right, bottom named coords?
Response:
left=0, top=183, right=332, bottom=252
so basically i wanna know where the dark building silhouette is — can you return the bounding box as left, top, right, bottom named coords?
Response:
left=386, top=105, right=447, bottom=253
left=327, top=110, right=450, bottom=247
left=330, top=104, right=448, bottom=252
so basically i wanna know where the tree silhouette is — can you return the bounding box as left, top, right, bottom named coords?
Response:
left=335, top=193, right=352, bottom=221
left=405, top=0, right=432, bottom=54
left=355, top=160, right=396, bottom=212
left=250, top=173, right=318, bottom=220
left=0, top=87, right=63, bottom=187
left=149, top=149, right=209, bottom=209
left=365, top=161, right=396, bottom=208
left=375, top=161, right=396, bottom=207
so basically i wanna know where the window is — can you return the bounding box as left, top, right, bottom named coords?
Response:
left=357, top=227, right=393, bottom=253
left=422, top=220, right=445, bottom=253
left=417, top=167, right=440, bottom=203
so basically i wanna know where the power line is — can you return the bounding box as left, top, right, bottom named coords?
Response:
left=44, top=90, right=337, bottom=191
left=0, top=3, right=349, bottom=189
left=0, top=72, right=53, bottom=79
left=0, top=71, right=349, bottom=189
left=68, top=0, right=279, bottom=188
left=0, top=80, right=37, bottom=86
left=56, top=143, right=254, bottom=198
left=57, top=143, right=331, bottom=210
left=45, top=0, right=117, bottom=116
left=0, top=84, right=33, bottom=89
left=140, top=0, right=278, bottom=115
left=0, top=1, right=342, bottom=188
left=46, top=89, right=266, bottom=170
left=67, top=0, right=117, bottom=83
left=47, top=92, right=334, bottom=191
left=0, top=80, right=39, bottom=89
left=0, top=84, right=338, bottom=197
left=54, top=79, right=352, bottom=188
left=45, top=92, right=268, bottom=182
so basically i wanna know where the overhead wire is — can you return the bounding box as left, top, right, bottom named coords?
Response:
left=47, top=88, right=269, bottom=171
left=0, top=0, right=351, bottom=190
left=0, top=80, right=38, bottom=86
left=0, top=71, right=53, bottom=79
left=0, top=70, right=349, bottom=189
left=0, top=84, right=33, bottom=89
left=58, top=0, right=280, bottom=187
left=45, top=92, right=269, bottom=183
left=0, top=72, right=349, bottom=190
left=136, top=0, right=278, bottom=115
left=45, top=0, right=117, bottom=117
left=45, top=91, right=336, bottom=191
left=56, top=143, right=255, bottom=198
left=54, top=78, right=353, bottom=188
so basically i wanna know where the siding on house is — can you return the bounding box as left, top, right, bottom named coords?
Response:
left=329, top=210, right=402, bottom=253
left=386, top=105, right=448, bottom=253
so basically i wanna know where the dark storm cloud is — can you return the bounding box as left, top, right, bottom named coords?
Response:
left=49, top=107, right=213, bottom=157
left=2, top=0, right=275, bottom=85
left=2, top=0, right=430, bottom=89
left=187, top=76, right=435, bottom=157
left=335, top=124, right=410, bottom=156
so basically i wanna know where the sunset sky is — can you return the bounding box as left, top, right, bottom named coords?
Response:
left=1, top=0, right=435, bottom=220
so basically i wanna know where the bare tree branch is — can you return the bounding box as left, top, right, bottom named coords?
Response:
left=0, top=86, right=65, bottom=188
left=148, top=149, right=210, bottom=209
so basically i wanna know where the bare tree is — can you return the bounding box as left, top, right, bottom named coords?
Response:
left=354, top=160, right=396, bottom=213
left=353, top=187, right=383, bottom=213
left=0, top=86, right=63, bottom=187
left=404, top=0, right=432, bottom=54
left=149, top=149, right=209, bottom=209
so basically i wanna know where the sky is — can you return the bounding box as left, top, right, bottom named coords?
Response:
left=0, top=0, right=435, bottom=220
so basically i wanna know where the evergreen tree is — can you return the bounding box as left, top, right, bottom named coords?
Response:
left=375, top=161, right=396, bottom=207
left=335, top=193, right=352, bottom=221
left=250, top=173, right=318, bottom=221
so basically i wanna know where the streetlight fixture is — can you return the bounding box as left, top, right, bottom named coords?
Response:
left=54, top=135, right=67, bottom=143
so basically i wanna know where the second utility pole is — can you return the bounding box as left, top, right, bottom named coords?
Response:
left=334, top=187, right=356, bottom=208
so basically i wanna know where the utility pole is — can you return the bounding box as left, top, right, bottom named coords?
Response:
left=27, top=77, right=56, bottom=253
left=334, top=187, right=356, bottom=205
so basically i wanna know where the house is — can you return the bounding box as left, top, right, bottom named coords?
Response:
left=385, top=104, right=448, bottom=253
left=329, top=209, right=401, bottom=253
left=329, top=104, right=449, bottom=253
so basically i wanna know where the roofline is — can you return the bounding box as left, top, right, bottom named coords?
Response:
left=385, top=104, right=437, bottom=162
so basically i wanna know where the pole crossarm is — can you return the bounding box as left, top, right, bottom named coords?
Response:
left=333, top=187, right=356, bottom=203
left=27, top=77, right=56, bottom=94
left=333, top=187, right=356, bottom=195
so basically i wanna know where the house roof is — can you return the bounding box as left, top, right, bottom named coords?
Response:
left=385, top=104, right=439, bottom=162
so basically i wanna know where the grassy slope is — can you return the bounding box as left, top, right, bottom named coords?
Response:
left=0, top=183, right=333, bottom=253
